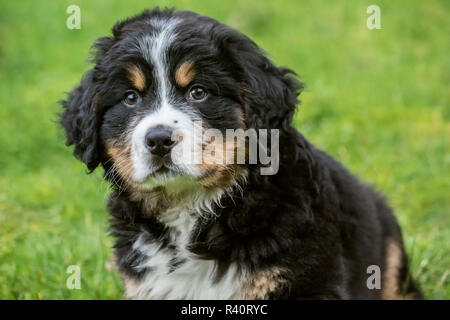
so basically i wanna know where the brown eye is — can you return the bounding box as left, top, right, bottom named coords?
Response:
left=124, top=90, right=139, bottom=106
left=189, top=86, right=207, bottom=101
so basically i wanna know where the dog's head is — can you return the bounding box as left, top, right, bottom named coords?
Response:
left=61, top=8, right=302, bottom=195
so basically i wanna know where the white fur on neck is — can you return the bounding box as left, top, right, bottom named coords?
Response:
left=127, top=177, right=249, bottom=299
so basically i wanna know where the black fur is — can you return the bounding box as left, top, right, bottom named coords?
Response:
left=60, top=8, right=422, bottom=299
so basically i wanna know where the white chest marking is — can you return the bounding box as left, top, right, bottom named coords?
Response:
left=131, top=207, right=243, bottom=299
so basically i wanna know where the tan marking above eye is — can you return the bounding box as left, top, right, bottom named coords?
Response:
left=127, top=65, right=146, bottom=92
left=175, top=61, right=196, bottom=87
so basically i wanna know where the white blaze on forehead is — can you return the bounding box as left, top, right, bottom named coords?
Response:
left=137, top=17, right=180, bottom=105
left=130, top=18, right=204, bottom=183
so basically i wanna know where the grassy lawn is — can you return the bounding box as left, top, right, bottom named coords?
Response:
left=0, top=0, right=448, bottom=299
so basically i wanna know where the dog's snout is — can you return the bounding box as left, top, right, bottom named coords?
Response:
left=145, top=126, right=176, bottom=157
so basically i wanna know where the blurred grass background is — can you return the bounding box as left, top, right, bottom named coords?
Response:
left=0, top=0, right=448, bottom=299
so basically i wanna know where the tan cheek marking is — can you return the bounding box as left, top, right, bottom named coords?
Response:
left=198, top=137, right=245, bottom=189
left=105, top=141, right=134, bottom=183
left=241, top=267, right=289, bottom=299
left=175, top=61, right=196, bottom=87
left=127, top=65, right=146, bottom=92
left=104, top=116, right=142, bottom=185
left=198, top=166, right=230, bottom=188
left=107, top=143, right=161, bottom=207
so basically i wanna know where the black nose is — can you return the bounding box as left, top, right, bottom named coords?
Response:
left=145, top=126, right=176, bottom=157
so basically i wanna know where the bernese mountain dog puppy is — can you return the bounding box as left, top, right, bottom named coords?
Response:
left=60, top=8, right=422, bottom=299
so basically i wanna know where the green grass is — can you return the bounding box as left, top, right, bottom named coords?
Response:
left=0, top=0, right=448, bottom=299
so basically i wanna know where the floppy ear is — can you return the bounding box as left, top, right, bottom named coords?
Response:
left=60, top=33, right=118, bottom=172
left=60, top=70, right=101, bottom=172
left=218, top=29, right=303, bottom=130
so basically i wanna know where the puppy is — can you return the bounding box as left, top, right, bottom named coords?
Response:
left=61, top=8, right=422, bottom=299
